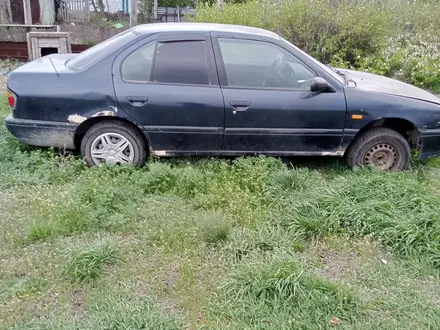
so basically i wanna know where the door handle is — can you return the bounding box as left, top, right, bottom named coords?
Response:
left=230, top=101, right=251, bottom=113
left=127, top=96, right=148, bottom=107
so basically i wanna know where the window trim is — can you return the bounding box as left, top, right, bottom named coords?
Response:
left=115, top=32, right=219, bottom=87
left=213, top=36, right=317, bottom=91
left=150, top=39, right=212, bottom=86
left=67, top=29, right=141, bottom=71
left=120, top=40, right=157, bottom=83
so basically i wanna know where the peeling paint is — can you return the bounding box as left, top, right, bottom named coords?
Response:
left=92, top=110, right=116, bottom=117
left=322, top=147, right=345, bottom=156
left=67, top=114, right=87, bottom=124
left=108, top=106, right=118, bottom=113
left=153, top=150, right=167, bottom=156
left=68, top=106, right=118, bottom=123
left=321, top=151, right=338, bottom=156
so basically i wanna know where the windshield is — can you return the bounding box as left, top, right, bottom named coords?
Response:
left=280, top=37, right=345, bottom=84
left=66, top=29, right=140, bottom=71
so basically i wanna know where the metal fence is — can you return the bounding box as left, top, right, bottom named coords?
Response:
left=153, top=7, right=195, bottom=23
left=1, top=0, right=195, bottom=24
left=1, top=0, right=136, bottom=24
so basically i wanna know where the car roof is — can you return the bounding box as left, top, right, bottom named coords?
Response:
left=133, top=22, right=280, bottom=39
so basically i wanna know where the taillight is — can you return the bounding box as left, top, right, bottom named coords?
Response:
left=6, top=91, right=16, bottom=108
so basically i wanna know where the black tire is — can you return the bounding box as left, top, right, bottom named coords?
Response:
left=80, top=120, right=147, bottom=167
left=345, top=127, right=411, bottom=171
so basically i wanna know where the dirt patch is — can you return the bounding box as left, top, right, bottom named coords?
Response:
left=134, top=277, right=184, bottom=317
left=306, top=240, right=359, bottom=282
left=163, top=263, right=180, bottom=289
left=158, top=297, right=184, bottom=316
left=317, top=247, right=358, bottom=281
left=416, top=279, right=440, bottom=307
left=72, top=290, right=88, bottom=321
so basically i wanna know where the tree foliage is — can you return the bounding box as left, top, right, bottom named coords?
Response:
left=191, top=0, right=440, bottom=93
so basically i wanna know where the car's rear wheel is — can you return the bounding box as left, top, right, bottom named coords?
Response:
left=345, top=127, right=410, bottom=171
left=81, top=121, right=147, bottom=167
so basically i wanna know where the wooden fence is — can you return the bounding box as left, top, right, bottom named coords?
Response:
left=59, top=0, right=89, bottom=22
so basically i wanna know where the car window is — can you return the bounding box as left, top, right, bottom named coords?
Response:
left=280, top=37, right=345, bottom=85
left=66, top=29, right=140, bottom=71
left=218, top=38, right=315, bottom=89
left=121, top=42, right=155, bottom=82
left=150, top=41, right=211, bottom=85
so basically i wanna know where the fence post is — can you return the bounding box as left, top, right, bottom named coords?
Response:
left=85, top=0, right=90, bottom=22
left=153, top=0, right=158, bottom=20
left=130, top=0, right=138, bottom=26
left=23, top=0, right=32, bottom=24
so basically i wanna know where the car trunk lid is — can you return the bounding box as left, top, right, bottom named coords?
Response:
left=7, top=54, right=76, bottom=92
left=6, top=54, right=79, bottom=119
left=10, top=53, right=76, bottom=74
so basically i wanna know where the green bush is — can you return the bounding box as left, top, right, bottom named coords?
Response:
left=358, top=34, right=440, bottom=93
left=191, top=0, right=440, bottom=93
left=192, top=0, right=390, bottom=64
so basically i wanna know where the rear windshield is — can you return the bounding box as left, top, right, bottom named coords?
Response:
left=66, top=29, right=140, bottom=71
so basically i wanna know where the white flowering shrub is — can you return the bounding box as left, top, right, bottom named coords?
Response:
left=192, top=0, right=440, bottom=93
left=357, top=34, right=440, bottom=92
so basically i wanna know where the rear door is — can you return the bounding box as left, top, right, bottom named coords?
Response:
left=112, top=32, right=225, bottom=154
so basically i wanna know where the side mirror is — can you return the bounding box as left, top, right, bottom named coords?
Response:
left=310, top=77, right=330, bottom=92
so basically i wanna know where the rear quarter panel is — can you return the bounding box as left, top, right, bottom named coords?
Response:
left=8, top=65, right=118, bottom=123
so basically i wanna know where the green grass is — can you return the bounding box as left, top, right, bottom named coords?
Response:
left=199, top=211, right=231, bottom=244
left=63, top=233, right=121, bottom=283
left=1, top=95, right=440, bottom=329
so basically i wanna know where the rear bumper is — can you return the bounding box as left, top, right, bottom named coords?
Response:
left=5, top=115, right=78, bottom=149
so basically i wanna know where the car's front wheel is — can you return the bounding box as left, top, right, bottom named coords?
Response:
left=81, top=120, right=147, bottom=167
left=345, top=127, right=411, bottom=171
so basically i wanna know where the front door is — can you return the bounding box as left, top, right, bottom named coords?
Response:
left=212, top=35, right=347, bottom=154
left=112, top=33, right=224, bottom=154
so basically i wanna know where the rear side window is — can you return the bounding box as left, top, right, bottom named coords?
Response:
left=121, top=42, right=155, bottom=82
left=66, top=29, right=139, bottom=71
left=150, top=41, right=211, bottom=85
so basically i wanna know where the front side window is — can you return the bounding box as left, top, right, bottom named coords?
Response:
left=121, top=42, right=156, bottom=82
left=150, top=41, right=211, bottom=85
left=218, top=38, right=315, bottom=89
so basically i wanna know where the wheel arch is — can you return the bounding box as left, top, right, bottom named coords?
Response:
left=346, top=117, right=421, bottom=154
left=74, top=116, right=152, bottom=154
